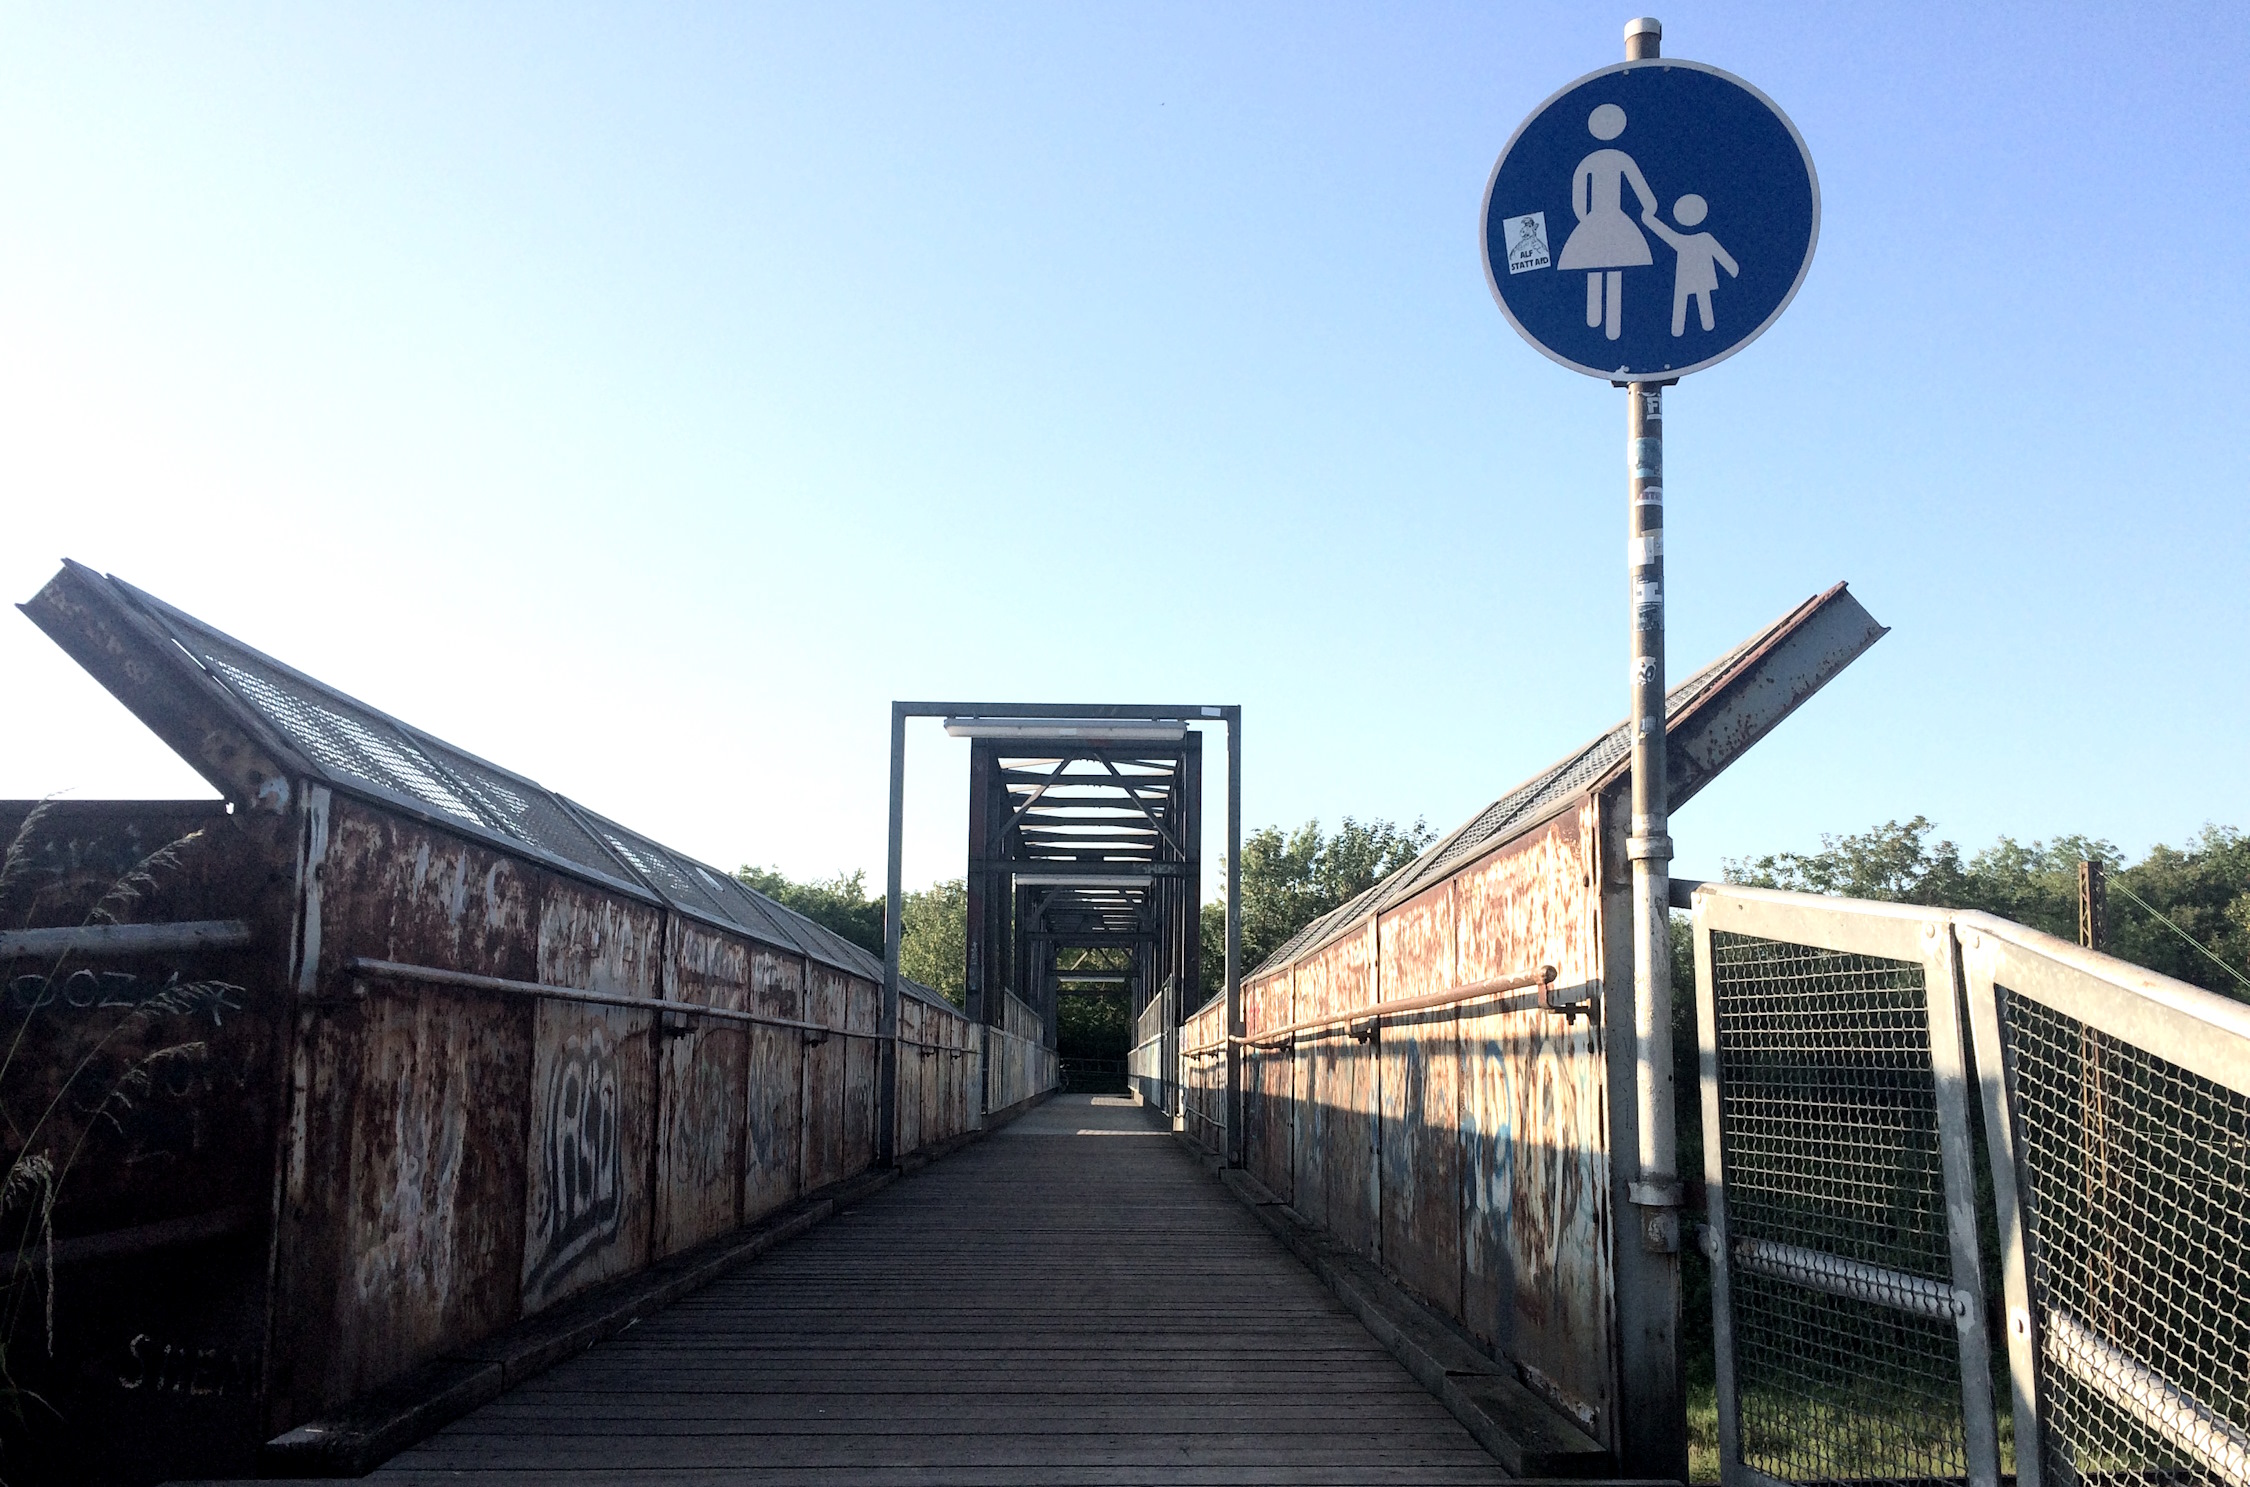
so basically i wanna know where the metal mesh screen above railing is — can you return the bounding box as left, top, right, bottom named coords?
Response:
left=1997, top=986, right=2250, bottom=1485
left=1707, top=929, right=1977, bottom=1483
left=102, top=574, right=885, bottom=981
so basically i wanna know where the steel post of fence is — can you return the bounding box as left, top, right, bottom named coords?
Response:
left=1690, top=891, right=1746, bottom=1478
left=1225, top=706, right=1244, bottom=1168
left=1925, top=923, right=2005, bottom=1487
left=880, top=702, right=906, bottom=1162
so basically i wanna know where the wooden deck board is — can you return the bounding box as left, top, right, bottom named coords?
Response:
left=365, top=1095, right=1506, bottom=1484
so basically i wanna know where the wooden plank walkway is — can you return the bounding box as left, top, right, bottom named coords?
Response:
left=358, top=1093, right=1507, bottom=1485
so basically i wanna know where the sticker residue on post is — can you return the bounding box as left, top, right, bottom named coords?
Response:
left=1503, top=212, right=1551, bottom=274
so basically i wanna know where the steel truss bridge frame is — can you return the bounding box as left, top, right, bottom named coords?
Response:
left=881, top=702, right=1244, bottom=1162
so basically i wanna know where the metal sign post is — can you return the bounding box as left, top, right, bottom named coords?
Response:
left=1481, top=16, right=1818, bottom=1475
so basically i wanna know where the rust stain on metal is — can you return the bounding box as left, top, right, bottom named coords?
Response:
left=656, top=923, right=749, bottom=1257
left=744, top=948, right=805, bottom=1220
left=1452, top=802, right=1613, bottom=1435
left=1224, top=804, right=1617, bottom=1445
left=293, top=800, right=539, bottom=1410
left=1376, top=881, right=1460, bottom=1313
left=800, top=966, right=848, bottom=1190
left=521, top=879, right=659, bottom=1311
left=8, top=563, right=1032, bottom=1483
left=843, top=976, right=879, bottom=1173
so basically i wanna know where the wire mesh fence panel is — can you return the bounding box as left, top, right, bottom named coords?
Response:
left=1708, top=929, right=1974, bottom=1483
left=1997, top=984, right=2250, bottom=1486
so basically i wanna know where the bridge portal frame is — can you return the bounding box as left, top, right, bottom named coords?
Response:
left=882, top=702, right=1242, bottom=1166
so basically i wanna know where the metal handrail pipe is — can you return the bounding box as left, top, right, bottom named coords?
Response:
left=2044, top=1309, right=2250, bottom=1486
left=1, top=919, right=255, bottom=959
left=1731, top=1235, right=1967, bottom=1321
left=1242, top=966, right=1558, bottom=1049
left=346, top=956, right=866, bottom=1038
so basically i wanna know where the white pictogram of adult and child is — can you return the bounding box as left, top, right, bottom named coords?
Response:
left=1560, top=102, right=1736, bottom=341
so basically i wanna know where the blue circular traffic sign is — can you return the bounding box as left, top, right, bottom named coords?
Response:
left=1483, top=60, right=1818, bottom=380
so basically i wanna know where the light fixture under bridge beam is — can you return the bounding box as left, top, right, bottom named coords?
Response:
left=943, top=717, right=1188, bottom=742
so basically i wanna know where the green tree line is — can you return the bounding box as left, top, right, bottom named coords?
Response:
left=1196, top=817, right=1433, bottom=1000
left=1724, top=816, right=2250, bottom=999
left=737, top=816, right=1438, bottom=1060
left=734, top=865, right=967, bottom=1004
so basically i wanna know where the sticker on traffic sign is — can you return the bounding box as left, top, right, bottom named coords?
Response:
left=1482, top=60, right=1818, bottom=380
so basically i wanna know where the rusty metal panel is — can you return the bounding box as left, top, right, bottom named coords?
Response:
left=522, top=879, right=660, bottom=1312
left=932, top=1002, right=951, bottom=1146
left=1293, top=950, right=1332, bottom=1231
left=902, top=994, right=976, bottom=1150
left=1377, top=879, right=1460, bottom=1313
left=843, top=976, right=879, bottom=1175
left=1312, top=928, right=1377, bottom=1254
left=743, top=949, right=804, bottom=1221
left=290, top=799, right=542, bottom=1417
left=800, top=965, right=847, bottom=1190
left=1453, top=802, right=1615, bottom=1441
left=896, top=999, right=924, bottom=1156
left=655, top=922, right=748, bottom=1259
left=1246, top=968, right=1293, bottom=1201
left=1183, top=996, right=1227, bottom=1155
left=1335, top=920, right=1381, bottom=1255
left=983, top=990, right=1054, bottom=1115
left=0, top=802, right=294, bottom=1483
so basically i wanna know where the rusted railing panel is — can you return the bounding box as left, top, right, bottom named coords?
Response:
left=0, top=802, right=293, bottom=1485
left=1376, top=879, right=1462, bottom=1315
left=521, top=877, right=661, bottom=1314
left=1454, top=804, right=1613, bottom=1441
left=744, top=947, right=805, bottom=1221
left=273, top=798, right=542, bottom=1420
left=984, top=989, right=1056, bottom=1114
left=800, top=966, right=849, bottom=1190
left=1314, top=926, right=1377, bottom=1250
left=9, top=565, right=1033, bottom=1484
left=655, top=923, right=750, bottom=1259
left=891, top=991, right=976, bottom=1153
left=1325, top=927, right=1382, bottom=1255
left=897, top=999, right=926, bottom=1156
left=1293, top=948, right=1333, bottom=1231
left=843, top=976, right=879, bottom=1174
left=1243, top=967, right=1293, bottom=1200
left=1180, top=996, right=1227, bottom=1153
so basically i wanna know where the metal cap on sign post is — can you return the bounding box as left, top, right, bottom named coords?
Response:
left=1480, top=17, right=1817, bottom=1479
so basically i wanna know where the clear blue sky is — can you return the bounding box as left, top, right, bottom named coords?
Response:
left=4, top=3, right=2244, bottom=892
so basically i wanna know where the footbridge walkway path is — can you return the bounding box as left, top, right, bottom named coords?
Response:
left=325, top=1095, right=1508, bottom=1486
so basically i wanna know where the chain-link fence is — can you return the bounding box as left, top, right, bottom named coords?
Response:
left=1960, top=913, right=2250, bottom=1487
left=1697, top=886, right=2250, bottom=1487
left=1695, top=892, right=1997, bottom=1485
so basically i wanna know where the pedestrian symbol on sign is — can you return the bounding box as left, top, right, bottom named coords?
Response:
left=1482, top=56, right=1816, bottom=380
left=1503, top=212, right=1551, bottom=275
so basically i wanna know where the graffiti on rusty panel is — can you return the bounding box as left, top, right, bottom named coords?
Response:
left=1452, top=804, right=1613, bottom=1429
left=522, top=1025, right=623, bottom=1303
left=115, top=1332, right=260, bottom=1397
left=353, top=1065, right=468, bottom=1306
left=8, top=967, right=245, bottom=1020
